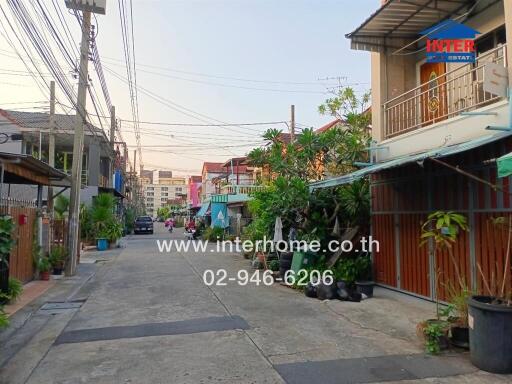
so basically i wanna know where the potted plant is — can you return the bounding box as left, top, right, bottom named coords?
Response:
left=467, top=216, right=512, bottom=373
left=354, top=255, right=374, bottom=298
left=268, top=259, right=280, bottom=280
left=91, top=193, right=116, bottom=251
left=37, top=257, right=51, bottom=281
left=48, top=245, right=67, bottom=275
left=442, top=282, right=471, bottom=349
left=104, top=219, right=123, bottom=248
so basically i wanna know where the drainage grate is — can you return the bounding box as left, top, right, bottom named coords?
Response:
left=38, top=300, right=85, bottom=315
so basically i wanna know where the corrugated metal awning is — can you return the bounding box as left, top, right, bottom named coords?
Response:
left=346, top=0, right=490, bottom=53
left=310, top=131, right=511, bottom=190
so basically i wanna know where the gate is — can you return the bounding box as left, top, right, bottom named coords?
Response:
left=0, top=199, right=37, bottom=283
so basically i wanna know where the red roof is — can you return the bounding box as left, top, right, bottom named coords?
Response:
left=315, top=119, right=345, bottom=134
left=202, top=162, right=224, bottom=174
left=189, top=175, right=202, bottom=183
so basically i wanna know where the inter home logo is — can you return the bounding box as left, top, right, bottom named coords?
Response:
left=421, top=20, right=480, bottom=63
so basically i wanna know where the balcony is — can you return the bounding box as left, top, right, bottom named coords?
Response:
left=220, top=184, right=265, bottom=195
left=57, top=169, right=88, bottom=185
left=383, top=44, right=508, bottom=140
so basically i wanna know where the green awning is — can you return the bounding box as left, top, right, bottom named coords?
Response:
left=310, top=131, right=512, bottom=190
left=196, top=202, right=210, bottom=217
left=497, top=152, right=512, bottom=178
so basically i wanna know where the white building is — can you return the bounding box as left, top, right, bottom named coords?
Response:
left=144, top=177, right=186, bottom=217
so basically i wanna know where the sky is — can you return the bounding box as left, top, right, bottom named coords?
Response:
left=0, top=0, right=377, bottom=176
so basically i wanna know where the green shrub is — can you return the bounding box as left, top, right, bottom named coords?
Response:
left=331, top=255, right=372, bottom=284
left=0, top=215, right=15, bottom=266
left=98, top=219, right=123, bottom=243
left=7, top=278, right=22, bottom=302
left=268, top=259, right=279, bottom=272
left=36, top=257, right=51, bottom=273
left=48, top=245, right=67, bottom=269
left=202, top=226, right=225, bottom=242
left=0, top=306, right=8, bottom=329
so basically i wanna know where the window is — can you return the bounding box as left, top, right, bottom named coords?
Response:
left=176, top=187, right=182, bottom=192
left=146, top=192, right=154, bottom=197
left=147, top=187, right=154, bottom=191
left=475, top=25, right=506, bottom=56
left=147, top=197, right=154, bottom=202
left=161, top=187, right=168, bottom=191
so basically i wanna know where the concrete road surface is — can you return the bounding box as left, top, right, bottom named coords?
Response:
left=1, top=223, right=510, bottom=384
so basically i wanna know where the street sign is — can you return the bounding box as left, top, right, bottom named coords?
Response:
left=65, top=0, right=106, bottom=15
left=484, top=62, right=509, bottom=98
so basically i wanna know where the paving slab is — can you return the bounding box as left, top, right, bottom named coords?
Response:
left=55, top=315, right=249, bottom=344
left=275, top=354, right=476, bottom=384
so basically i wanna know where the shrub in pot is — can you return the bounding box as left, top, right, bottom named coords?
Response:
left=100, top=219, right=123, bottom=247
left=37, top=257, right=51, bottom=281
left=48, top=245, right=67, bottom=275
left=442, top=283, right=471, bottom=349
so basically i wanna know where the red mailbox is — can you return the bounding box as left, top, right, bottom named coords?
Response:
left=18, top=214, right=28, bottom=225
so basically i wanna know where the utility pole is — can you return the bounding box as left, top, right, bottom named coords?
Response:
left=110, top=106, right=115, bottom=146
left=66, top=10, right=92, bottom=276
left=290, top=105, right=295, bottom=143
left=47, top=80, right=56, bottom=253
left=110, top=105, right=115, bottom=187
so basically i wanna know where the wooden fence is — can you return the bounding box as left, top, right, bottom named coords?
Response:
left=0, top=199, right=37, bottom=283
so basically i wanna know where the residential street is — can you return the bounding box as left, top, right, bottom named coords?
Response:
left=0, top=224, right=509, bottom=384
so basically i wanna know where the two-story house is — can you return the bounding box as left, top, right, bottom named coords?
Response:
left=0, top=109, right=115, bottom=204
left=311, top=0, right=512, bottom=301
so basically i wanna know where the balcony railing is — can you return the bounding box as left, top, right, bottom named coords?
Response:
left=220, top=184, right=265, bottom=195
left=383, top=44, right=508, bottom=140
left=58, top=169, right=88, bottom=185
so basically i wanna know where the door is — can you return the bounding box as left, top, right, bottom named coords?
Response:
left=420, top=62, right=448, bottom=126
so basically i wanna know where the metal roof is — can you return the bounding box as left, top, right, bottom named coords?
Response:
left=345, top=0, right=500, bottom=52
left=310, top=131, right=511, bottom=190
left=0, top=152, right=71, bottom=186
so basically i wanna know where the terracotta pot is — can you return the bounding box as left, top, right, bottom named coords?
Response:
left=40, top=271, right=50, bottom=281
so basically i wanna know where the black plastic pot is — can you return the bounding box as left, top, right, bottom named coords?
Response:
left=450, top=326, right=469, bottom=349
left=52, top=267, right=63, bottom=275
left=468, top=295, right=512, bottom=373
left=355, top=281, right=375, bottom=298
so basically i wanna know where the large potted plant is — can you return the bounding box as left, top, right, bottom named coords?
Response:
left=101, top=219, right=123, bottom=248
left=417, top=211, right=469, bottom=353
left=37, top=257, right=51, bottom=281
left=48, top=245, right=67, bottom=275
left=91, top=193, right=115, bottom=251
left=467, top=215, right=512, bottom=373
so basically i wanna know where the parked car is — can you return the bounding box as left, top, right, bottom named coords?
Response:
left=134, top=216, right=154, bottom=234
